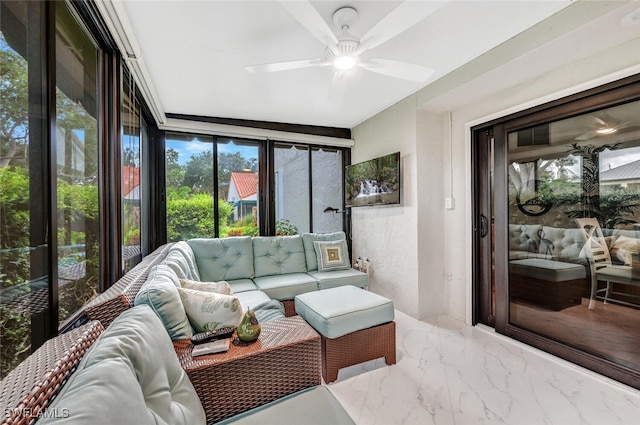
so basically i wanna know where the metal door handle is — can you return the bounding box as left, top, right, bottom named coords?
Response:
left=479, top=213, right=488, bottom=238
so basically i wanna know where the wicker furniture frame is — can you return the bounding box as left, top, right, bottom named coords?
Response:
left=282, top=299, right=296, bottom=317
left=322, top=321, right=396, bottom=383
left=0, top=321, right=104, bottom=425
left=83, top=243, right=174, bottom=326
left=173, top=316, right=320, bottom=424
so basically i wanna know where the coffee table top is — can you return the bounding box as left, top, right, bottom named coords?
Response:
left=173, top=315, right=319, bottom=370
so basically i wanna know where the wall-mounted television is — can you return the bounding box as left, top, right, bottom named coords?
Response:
left=345, top=152, right=401, bottom=207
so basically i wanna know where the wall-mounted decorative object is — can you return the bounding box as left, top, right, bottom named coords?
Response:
left=345, top=152, right=400, bottom=207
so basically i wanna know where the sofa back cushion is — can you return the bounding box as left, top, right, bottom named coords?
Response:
left=39, top=305, right=206, bottom=425
left=252, top=235, right=307, bottom=278
left=302, top=232, right=347, bottom=271
left=188, top=237, right=254, bottom=281
left=134, top=264, right=193, bottom=340
left=508, top=224, right=542, bottom=253
left=163, top=241, right=201, bottom=281
left=539, top=226, right=586, bottom=260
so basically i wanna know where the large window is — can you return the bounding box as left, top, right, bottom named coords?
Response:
left=55, top=1, right=100, bottom=325
left=122, top=74, right=142, bottom=272
left=274, top=143, right=310, bottom=234
left=0, top=0, right=48, bottom=379
left=0, top=0, right=152, bottom=380
left=165, top=133, right=346, bottom=239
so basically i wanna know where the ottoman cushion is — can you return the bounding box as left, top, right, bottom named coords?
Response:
left=295, top=285, right=394, bottom=339
left=510, top=258, right=586, bottom=282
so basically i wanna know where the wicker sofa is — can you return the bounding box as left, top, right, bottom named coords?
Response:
left=84, top=231, right=368, bottom=326
left=1, top=232, right=365, bottom=424
left=0, top=305, right=354, bottom=425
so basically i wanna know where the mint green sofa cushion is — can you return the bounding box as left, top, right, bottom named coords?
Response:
left=40, top=305, right=206, bottom=425
left=162, top=241, right=201, bottom=281
left=295, top=285, right=394, bottom=339
left=307, top=268, right=369, bottom=290
left=252, top=235, right=307, bottom=278
left=302, top=232, right=347, bottom=272
left=188, top=237, right=254, bottom=281
left=253, top=273, right=318, bottom=300
left=134, top=264, right=193, bottom=340
left=227, top=278, right=259, bottom=293
left=216, top=386, right=354, bottom=425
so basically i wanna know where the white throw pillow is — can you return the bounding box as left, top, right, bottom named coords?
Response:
left=177, top=287, right=243, bottom=332
left=313, top=240, right=350, bottom=272
left=179, top=278, right=233, bottom=295
left=611, top=235, right=640, bottom=265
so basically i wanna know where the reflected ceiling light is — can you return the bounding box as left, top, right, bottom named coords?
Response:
left=596, top=127, right=617, bottom=135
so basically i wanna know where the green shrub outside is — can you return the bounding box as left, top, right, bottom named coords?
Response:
left=166, top=193, right=233, bottom=241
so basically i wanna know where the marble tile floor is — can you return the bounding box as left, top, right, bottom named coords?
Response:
left=325, top=310, right=640, bottom=425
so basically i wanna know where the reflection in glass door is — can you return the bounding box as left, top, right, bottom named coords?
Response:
left=507, top=99, right=640, bottom=374
left=55, top=2, right=100, bottom=325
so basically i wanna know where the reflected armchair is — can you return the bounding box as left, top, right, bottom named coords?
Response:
left=576, top=218, right=635, bottom=309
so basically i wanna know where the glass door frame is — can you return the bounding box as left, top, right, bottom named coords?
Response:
left=472, top=73, right=640, bottom=390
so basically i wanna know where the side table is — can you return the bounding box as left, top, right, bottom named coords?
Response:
left=173, top=315, right=321, bottom=424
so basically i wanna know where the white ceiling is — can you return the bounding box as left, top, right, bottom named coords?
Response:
left=111, top=0, right=636, bottom=130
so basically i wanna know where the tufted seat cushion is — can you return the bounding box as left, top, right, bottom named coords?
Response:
left=39, top=305, right=206, bottom=425
left=188, top=237, right=254, bottom=281
left=252, top=235, right=307, bottom=278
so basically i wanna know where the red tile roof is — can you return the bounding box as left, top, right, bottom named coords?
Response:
left=122, top=166, right=140, bottom=196
left=230, top=172, right=257, bottom=199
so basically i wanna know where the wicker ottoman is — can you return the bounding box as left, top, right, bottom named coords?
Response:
left=295, top=285, right=396, bottom=383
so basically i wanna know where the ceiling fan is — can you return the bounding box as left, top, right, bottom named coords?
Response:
left=245, top=1, right=438, bottom=82
left=574, top=112, right=631, bottom=141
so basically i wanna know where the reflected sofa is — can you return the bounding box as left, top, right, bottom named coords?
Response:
left=508, top=223, right=639, bottom=309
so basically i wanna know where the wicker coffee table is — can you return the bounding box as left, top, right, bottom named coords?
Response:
left=173, top=315, right=321, bottom=424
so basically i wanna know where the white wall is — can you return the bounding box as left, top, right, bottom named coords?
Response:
left=351, top=97, right=420, bottom=318
left=351, top=2, right=640, bottom=322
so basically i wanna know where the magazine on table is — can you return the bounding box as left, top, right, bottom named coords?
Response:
left=192, top=338, right=230, bottom=356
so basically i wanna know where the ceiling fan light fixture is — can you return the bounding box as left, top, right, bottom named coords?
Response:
left=596, top=127, right=617, bottom=135
left=333, top=55, right=357, bottom=70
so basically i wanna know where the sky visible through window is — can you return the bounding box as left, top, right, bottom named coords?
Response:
left=166, top=138, right=257, bottom=164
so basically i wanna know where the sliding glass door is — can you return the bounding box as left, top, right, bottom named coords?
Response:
left=474, top=76, right=640, bottom=389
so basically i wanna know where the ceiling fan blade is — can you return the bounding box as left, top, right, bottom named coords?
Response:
left=279, top=1, right=338, bottom=47
left=245, top=59, right=329, bottom=73
left=360, top=58, right=434, bottom=82
left=575, top=131, right=598, bottom=141
left=359, top=1, right=443, bottom=52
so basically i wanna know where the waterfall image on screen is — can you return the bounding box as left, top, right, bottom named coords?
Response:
left=345, top=152, right=400, bottom=207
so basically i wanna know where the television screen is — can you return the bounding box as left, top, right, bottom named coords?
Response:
left=345, top=152, right=400, bottom=207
